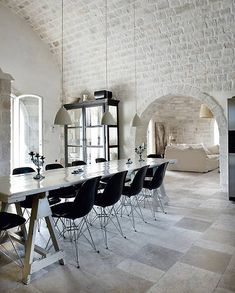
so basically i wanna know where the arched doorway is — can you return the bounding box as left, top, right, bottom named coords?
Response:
left=135, top=90, right=227, bottom=191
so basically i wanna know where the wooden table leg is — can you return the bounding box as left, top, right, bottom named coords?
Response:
left=22, top=193, right=65, bottom=285
left=45, top=215, right=65, bottom=265
left=22, top=196, right=40, bottom=285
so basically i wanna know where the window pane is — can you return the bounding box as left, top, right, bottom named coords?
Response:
left=68, top=128, right=83, bottom=146
left=68, top=146, right=84, bottom=164
left=87, top=147, right=105, bottom=164
left=18, top=96, right=40, bottom=166
left=86, top=127, right=104, bottom=146
left=86, top=106, right=102, bottom=126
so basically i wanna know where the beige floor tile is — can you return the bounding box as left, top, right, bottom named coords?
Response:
left=180, top=245, right=232, bottom=274
left=203, top=228, right=235, bottom=247
left=146, top=262, right=221, bottom=293
left=117, top=258, right=165, bottom=283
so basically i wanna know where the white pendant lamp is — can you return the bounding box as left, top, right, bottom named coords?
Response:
left=0, top=68, right=14, bottom=81
left=54, top=0, right=72, bottom=126
left=199, top=104, right=213, bottom=118
left=131, top=0, right=142, bottom=127
left=101, top=111, right=115, bottom=125
left=132, top=113, right=142, bottom=127
left=54, top=106, right=72, bottom=125
left=100, top=0, right=115, bottom=126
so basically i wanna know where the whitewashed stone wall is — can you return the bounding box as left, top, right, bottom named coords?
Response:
left=0, top=79, right=11, bottom=176
left=149, top=96, right=215, bottom=148
left=0, top=0, right=234, bottom=190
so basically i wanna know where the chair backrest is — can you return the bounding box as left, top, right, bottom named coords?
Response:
left=147, top=154, right=163, bottom=158
left=95, top=158, right=107, bottom=163
left=72, top=176, right=101, bottom=218
left=71, top=160, right=86, bottom=166
left=45, top=163, right=63, bottom=170
left=148, top=162, right=169, bottom=190
left=129, top=165, right=149, bottom=195
left=97, top=171, right=128, bottom=207
left=12, top=167, right=35, bottom=175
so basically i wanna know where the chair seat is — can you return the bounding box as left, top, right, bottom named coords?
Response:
left=0, top=212, right=26, bottom=231
left=51, top=202, right=87, bottom=219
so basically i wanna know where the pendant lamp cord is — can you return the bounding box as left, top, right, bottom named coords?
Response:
left=105, top=0, right=108, bottom=89
left=133, top=0, right=137, bottom=113
left=61, top=0, right=64, bottom=104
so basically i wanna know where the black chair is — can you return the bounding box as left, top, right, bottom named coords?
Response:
left=147, top=154, right=163, bottom=158
left=121, top=166, right=149, bottom=231
left=12, top=167, right=61, bottom=232
left=71, top=160, right=86, bottom=166
left=143, top=162, right=169, bottom=217
left=146, top=154, right=163, bottom=177
left=45, top=163, right=76, bottom=199
left=94, top=171, right=128, bottom=249
left=45, top=163, right=64, bottom=170
left=12, top=167, right=61, bottom=208
left=0, top=212, right=26, bottom=267
left=95, top=158, right=107, bottom=163
left=51, top=176, right=101, bottom=268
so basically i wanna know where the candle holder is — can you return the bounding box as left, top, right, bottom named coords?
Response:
left=135, top=144, right=146, bottom=162
left=29, top=151, right=45, bottom=180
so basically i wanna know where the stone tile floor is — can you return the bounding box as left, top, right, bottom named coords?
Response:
left=1, top=169, right=235, bottom=292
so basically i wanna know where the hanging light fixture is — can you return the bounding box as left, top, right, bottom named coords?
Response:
left=0, top=68, right=14, bottom=81
left=100, top=0, right=116, bottom=126
left=131, top=0, right=142, bottom=127
left=199, top=104, right=213, bottom=118
left=54, top=0, right=72, bottom=126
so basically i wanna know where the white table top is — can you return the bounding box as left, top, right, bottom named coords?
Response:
left=0, top=158, right=173, bottom=203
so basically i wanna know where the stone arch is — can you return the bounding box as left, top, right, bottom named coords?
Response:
left=135, top=87, right=227, bottom=191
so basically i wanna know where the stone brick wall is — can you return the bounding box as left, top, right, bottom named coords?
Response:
left=0, top=79, right=11, bottom=176
left=149, top=96, right=215, bottom=150
left=1, top=0, right=234, bottom=190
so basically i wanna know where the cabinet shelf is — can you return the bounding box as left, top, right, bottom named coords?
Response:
left=64, top=98, right=120, bottom=165
left=85, top=125, right=103, bottom=128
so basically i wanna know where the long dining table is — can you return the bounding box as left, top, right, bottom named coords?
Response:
left=0, top=158, right=173, bottom=284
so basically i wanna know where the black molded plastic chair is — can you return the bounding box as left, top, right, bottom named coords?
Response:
left=51, top=176, right=101, bottom=268
left=12, top=167, right=61, bottom=208
left=45, top=163, right=76, bottom=199
left=0, top=212, right=26, bottom=267
left=143, top=162, right=169, bottom=217
left=71, top=160, right=86, bottom=166
left=95, top=158, right=107, bottom=163
left=45, top=163, right=64, bottom=170
left=147, top=154, right=163, bottom=158
left=146, top=154, right=163, bottom=177
left=94, top=170, right=128, bottom=249
left=121, top=165, right=149, bottom=231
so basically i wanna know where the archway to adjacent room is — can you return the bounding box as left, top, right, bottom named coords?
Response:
left=135, top=91, right=227, bottom=191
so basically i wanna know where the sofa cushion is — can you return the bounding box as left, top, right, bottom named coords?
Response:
left=207, top=144, right=219, bottom=154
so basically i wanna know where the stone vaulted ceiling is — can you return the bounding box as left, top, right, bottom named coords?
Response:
left=0, top=0, right=235, bottom=100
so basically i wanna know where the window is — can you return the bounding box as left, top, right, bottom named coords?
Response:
left=11, top=94, right=42, bottom=169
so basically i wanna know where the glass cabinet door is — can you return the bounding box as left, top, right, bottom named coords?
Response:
left=67, top=146, right=84, bottom=165
left=85, top=106, right=103, bottom=126
left=69, top=108, right=83, bottom=126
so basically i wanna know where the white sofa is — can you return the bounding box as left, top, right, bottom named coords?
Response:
left=165, top=144, right=219, bottom=173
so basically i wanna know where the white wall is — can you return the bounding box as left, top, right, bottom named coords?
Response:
left=0, top=4, right=61, bottom=172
